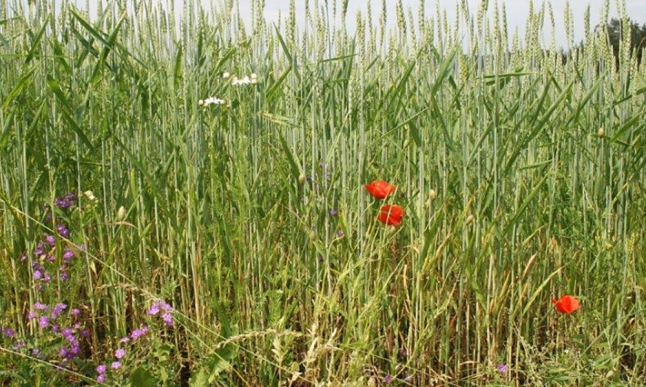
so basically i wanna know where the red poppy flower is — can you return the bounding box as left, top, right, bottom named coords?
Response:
left=377, top=204, right=405, bottom=226
left=552, top=295, right=580, bottom=314
left=364, top=180, right=397, bottom=199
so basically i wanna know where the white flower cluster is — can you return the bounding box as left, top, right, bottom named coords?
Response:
left=231, top=73, right=258, bottom=86
left=198, top=97, right=226, bottom=106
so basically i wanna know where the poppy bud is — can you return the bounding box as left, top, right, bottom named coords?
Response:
left=598, top=127, right=604, bottom=138
left=298, top=173, right=306, bottom=184
left=117, top=206, right=127, bottom=221
left=429, top=189, right=437, bottom=200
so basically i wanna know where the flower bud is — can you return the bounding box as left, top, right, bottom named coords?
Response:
left=222, top=72, right=230, bottom=79
left=466, top=214, right=475, bottom=225
left=598, top=126, right=605, bottom=138
left=117, top=206, right=127, bottom=221
left=298, top=173, right=306, bottom=184
left=429, top=189, right=437, bottom=200
left=83, top=191, right=96, bottom=201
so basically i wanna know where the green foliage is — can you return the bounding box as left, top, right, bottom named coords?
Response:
left=1, top=0, right=646, bottom=386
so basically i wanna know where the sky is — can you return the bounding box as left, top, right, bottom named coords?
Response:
left=246, top=0, right=646, bottom=48
left=66, top=0, right=646, bottom=49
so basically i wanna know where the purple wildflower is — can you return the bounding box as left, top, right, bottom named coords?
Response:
left=61, top=328, right=74, bottom=338
left=119, top=336, right=130, bottom=343
left=111, top=361, right=122, bottom=370
left=384, top=374, right=393, bottom=384
left=329, top=208, right=338, bottom=216
left=52, top=324, right=60, bottom=332
left=130, top=326, right=149, bottom=340
left=64, top=193, right=78, bottom=202
left=32, top=348, right=40, bottom=356
left=80, top=329, right=89, bottom=338
left=59, top=347, right=69, bottom=358
left=399, top=347, right=408, bottom=357
left=55, top=197, right=73, bottom=209
left=27, top=311, right=38, bottom=319
left=97, top=374, right=105, bottom=383
left=336, top=229, right=344, bottom=237
left=114, top=348, right=126, bottom=359
left=96, top=364, right=107, bottom=374
left=34, top=302, right=48, bottom=310
left=59, top=272, right=69, bottom=281
left=38, top=315, right=49, bottom=329
left=147, top=303, right=160, bottom=316
left=13, top=341, right=25, bottom=349
left=56, top=224, right=70, bottom=238
left=161, top=312, right=174, bottom=327
left=497, top=364, right=508, bottom=373
left=33, top=270, right=43, bottom=280
left=63, top=250, right=75, bottom=262
left=46, top=235, right=56, bottom=246
left=3, top=328, right=15, bottom=338
left=71, top=308, right=80, bottom=317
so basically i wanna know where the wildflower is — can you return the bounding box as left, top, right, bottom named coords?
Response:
left=63, top=250, right=75, bottom=262
left=33, top=270, right=43, bottom=280
left=130, top=326, right=149, bottom=340
left=56, top=223, right=70, bottom=238
left=329, top=208, right=338, bottom=216
left=115, top=348, right=126, bottom=359
left=552, top=295, right=580, bottom=314
left=232, top=75, right=252, bottom=86
left=111, top=361, right=122, bottom=370
left=384, top=374, right=393, bottom=384
left=80, top=329, right=90, bottom=338
left=399, top=347, right=407, bottom=357
left=378, top=205, right=405, bottom=227
left=46, top=235, right=56, bottom=245
left=55, top=197, right=73, bottom=209
left=497, top=364, right=508, bottom=373
left=83, top=191, right=96, bottom=201
left=59, top=347, right=69, bottom=358
left=51, top=303, right=67, bottom=319
left=60, top=271, right=69, bottom=281
left=162, top=312, right=174, bottom=327
left=96, top=364, right=107, bottom=374
left=34, top=302, right=48, bottom=310
left=27, top=311, right=38, bottom=320
left=336, top=230, right=344, bottom=238
left=13, top=341, right=25, bottom=349
left=97, top=374, right=105, bottom=383
left=71, top=308, right=80, bottom=317
left=202, top=97, right=226, bottom=106
left=147, top=303, right=160, bottom=316
left=32, top=348, right=40, bottom=356
left=119, top=336, right=130, bottom=344
left=222, top=72, right=230, bottom=78
left=38, top=315, right=50, bottom=329
left=61, top=328, right=74, bottom=339
left=3, top=328, right=14, bottom=338
left=598, top=127, right=605, bottom=138
left=364, top=180, right=397, bottom=199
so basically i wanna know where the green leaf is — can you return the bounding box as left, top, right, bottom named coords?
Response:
left=130, top=367, right=156, bottom=387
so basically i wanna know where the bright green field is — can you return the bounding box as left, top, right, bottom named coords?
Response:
left=1, top=0, right=646, bottom=386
